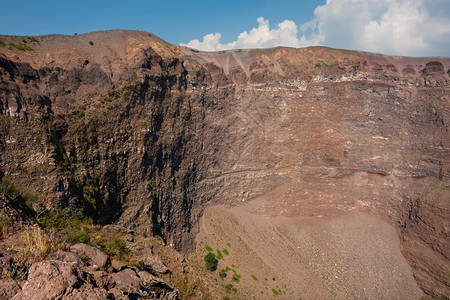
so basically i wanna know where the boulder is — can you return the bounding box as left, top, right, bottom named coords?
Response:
left=91, top=270, right=113, bottom=289
left=0, top=279, right=22, bottom=299
left=11, top=260, right=81, bottom=299
left=111, top=259, right=126, bottom=272
left=139, top=255, right=169, bottom=274
left=138, top=270, right=166, bottom=287
left=110, top=268, right=142, bottom=294
left=47, top=250, right=85, bottom=265
left=70, top=243, right=111, bottom=269
left=65, top=283, right=111, bottom=300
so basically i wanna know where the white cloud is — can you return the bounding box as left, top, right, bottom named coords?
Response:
left=180, top=17, right=301, bottom=51
left=181, top=0, right=450, bottom=56
left=309, top=0, right=450, bottom=56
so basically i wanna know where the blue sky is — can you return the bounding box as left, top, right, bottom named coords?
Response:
left=0, top=0, right=323, bottom=44
left=1, top=0, right=449, bottom=56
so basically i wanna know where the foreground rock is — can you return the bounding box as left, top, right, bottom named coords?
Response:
left=9, top=246, right=178, bottom=299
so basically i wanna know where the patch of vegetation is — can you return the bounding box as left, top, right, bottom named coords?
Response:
left=272, top=288, right=280, bottom=296
left=74, top=33, right=78, bottom=35
left=251, top=275, right=259, bottom=281
left=226, top=242, right=231, bottom=247
left=102, top=237, right=130, bottom=261
left=204, top=252, right=218, bottom=271
left=216, top=249, right=223, bottom=260
left=219, top=269, right=227, bottom=279
left=0, top=176, right=20, bottom=198
left=0, top=176, right=37, bottom=217
left=0, top=216, right=13, bottom=239
left=89, top=41, right=94, bottom=46
left=148, top=33, right=152, bottom=37
left=225, top=283, right=237, bottom=294
left=0, top=38, right=5, bottom=47
left=9, top=41, right=33, bottom=51
left=39, top=206, right=90, bottom=230
left=68, top=226, right=90, bottom=244
left=175, top=277, right=197, bottom=298
left=445, top=266, right=450, bottom=278
left=21, top=226, right=62, bottom=261
left=205, top=245, right=213, bottom=252
left=82, top=186, right=99, bottom=220
left=28, top=36, right=40, bottom=45
left=223, top=249, right=229, bottom=255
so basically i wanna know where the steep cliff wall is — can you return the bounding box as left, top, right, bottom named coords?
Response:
left=0, top=30, right=448, bottom=297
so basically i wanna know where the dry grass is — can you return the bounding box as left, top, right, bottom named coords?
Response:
left=20, top=226, right=62, bottom=261
left=0, top=216, right=13, bottom=239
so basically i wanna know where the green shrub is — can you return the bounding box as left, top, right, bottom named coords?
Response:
left=103, top=238, right=130, bottom=261
left=89, top=41, right=94, bottom=46
left=251, top=275, right=258, bottom=281
left=204, top=252, right=218, bottom=271
left=216, top=249, right=223, bottom=260
left=205, top=245, right=213, bottom=252
left=224, top=284, right=237, bottom=293
left=28, top=36, right=40, bottom=45
left=0, top=216, right=13, bottom=238
left=219, top=269, right=227, bottom=279
left=0, top=176, right=20, bottom=198
left=9, top=42, right=33, bottom=51
left=68, top=226, right=90, bottom=244
left=0, top=38, right=5, bottom=47
left=22, top=190, right=39, bottom=203
left=223, top=249, right=229, bottom=255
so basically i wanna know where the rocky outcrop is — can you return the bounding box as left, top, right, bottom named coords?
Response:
left=10, top=247, right=178, bottom=299
left=0, top=30, right=448, bottom=297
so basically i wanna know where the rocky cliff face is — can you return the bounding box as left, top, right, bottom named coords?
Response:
left=0, top=30, right=448, bottom=297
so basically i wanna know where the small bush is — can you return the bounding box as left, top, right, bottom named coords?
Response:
left=68, top=226, right=90, bottom=244
left=204, top=252, right=218, bottom=271
left=21, top=226, right=61, bottom=261
left=0, top=38, right=5, bottom=47
left=0, top=216, right=13, bottom=239
left=251, top=275, right=258, bottom=281
left=74, top=33, right=78, bottom=35
left=216, top=249, right=223, bottom=260
left=9, top=42, right=33, bottom=51
left=219, top=269, right=227, bottom=279
left=223, top=249, right=229, bottom=255
left=0, top=176, right=20, bottom=198
left=89, top=41, right=94, bottom=46
left=205, top=245, right=213, bottom=252
left=22, top=190, right=39, bottom=203
left=28, top=36, right=40, bottom=45
left=224, top=283, right=237, bottom=293
left=103, top=238, right=130, bottom=261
